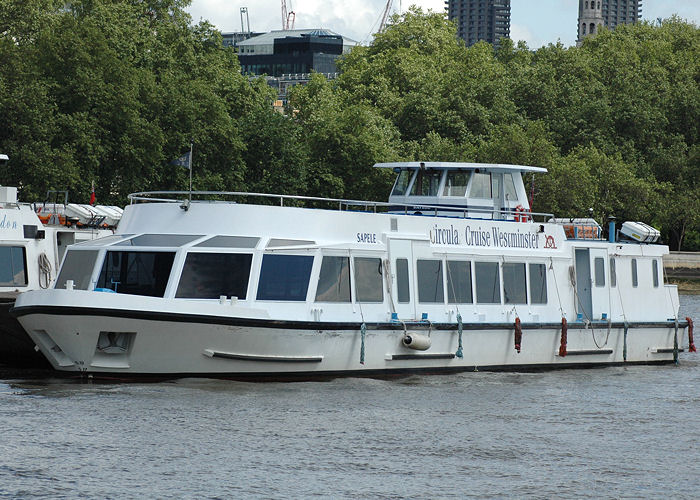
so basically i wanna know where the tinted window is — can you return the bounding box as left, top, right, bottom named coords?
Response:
left=257, top=254, right=313, bottom=301
left=55, top=250, right=99, bottom=290
left=475, top=262, right=501, bottom=303
left=503, top=263, right=526, bottom=304
left=176, top=253, right=252, bottom=299
left=315, top=256, right=350, bottom=302
left=354, top=257, right=383, bottom=303
left=0, top=247, right=27, bottom=286
left=631, top=258, right=638, bottom=287
left=446, top=261, right=472, bottom=304
left=97, top=251, right=175, bottom=297
left=417, top=259, right=444, bottom=303
left=652, top=259, right=659, bottom=288
left=610, top=258, right=617, bottom=287
left=594, top=257, right=605, bottom=287
left=410, top=170, right=442, bottom=196
left=504, top=173, right=518, bottom=201
left=392, top=170, right=413, bottom=196
left=397, top=258, right=410, bottom=303
left=470, top=172, right=491, bottom=198
left=195, top=236, right=259, bottom=248
left=116, top=234, right=203, bottom=247
left=443, top=171, right=471, bottom=197
left=529, top=263, right=547, bottom=304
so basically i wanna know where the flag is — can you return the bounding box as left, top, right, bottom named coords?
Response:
left=89, top=180, right=96, bottom=206
left=170, top=151, right=191, bottom=169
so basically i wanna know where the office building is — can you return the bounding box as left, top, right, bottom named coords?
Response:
left=445, top=0, right=511, bottom=47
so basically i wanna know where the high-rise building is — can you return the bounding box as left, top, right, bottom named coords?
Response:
left=445, top=0, right=511, bottom=47
left=577, top=0, right=642, bottom=45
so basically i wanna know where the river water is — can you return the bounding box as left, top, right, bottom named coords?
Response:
left=1, top=295, right=698, bottom=499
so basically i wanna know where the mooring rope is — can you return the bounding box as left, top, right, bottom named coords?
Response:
left=673, top=318, right=679, bottom=365
left=360, top=322, right=367, bottom=365
left=623, top=322, right=628, bottom=362
left=456, top=313, right=463, bottom=359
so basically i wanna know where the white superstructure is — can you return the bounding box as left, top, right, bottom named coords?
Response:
left=11, top=162, right=693, bottom=378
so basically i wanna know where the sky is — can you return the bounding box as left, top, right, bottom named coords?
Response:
left=186, top=0, right=700, bottom=48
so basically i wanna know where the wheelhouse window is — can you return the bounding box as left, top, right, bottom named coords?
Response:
left=442, top=171, right=471, bottom=197
left=409, top=170, right=442, bottom=197
left=475, top=262, right=500, bottom=303
left=504, top=173, right=518, bottom=201
left=115, top=234, right=203, bottom=247
left=0, top=247, right=27, bottom=287
left=354, top=257, right=383, bottom=303
left=55, top=250, right=99, bottom=290
left=417, top=259, right=444, bottom=303
left=391, top=170, right=414, bottom=196
left=315, top=256, right=350, bottom=302
left=470, top=172, right=491, bottom=198
left=256, top=254, right=313, bottom=301
left=502, top=263, right=526, bottom=304
left=446, top=260, right=472, bottom=304
left=396, top=258, right=410, bottom=303
left=97, top=251, right=175, bottom=297
left=175, top=253, right=252, bottom=299
left=529, top=263, right=547, bottom=304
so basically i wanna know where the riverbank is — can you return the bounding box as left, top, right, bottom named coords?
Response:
left=664, top=251, right=700, bottom=293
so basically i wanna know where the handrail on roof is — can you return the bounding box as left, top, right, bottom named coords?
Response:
left=374, top=162, right=548, bottom=173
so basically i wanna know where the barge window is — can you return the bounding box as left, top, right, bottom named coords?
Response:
left=443, top=171, right=470, bottom=197
left=529, top=263, right=547, bottom=304
left=417, top=259, right=444, bottom=303
left=55, top=250, right=99, bottom=290
left=396, top=258, right=410, bottom=303
left=446, top=260, right=473, bottom=303
left=503, top=263, right=526, bottom=304
left=470, top=172, right=491, bottom=198
left=116, top=234, right=203, bottom=247
left=0, top=247, right=27, bottom=287
left=256, top=254, right=313, bottom=301
left=354, top=257, right=383, bottom=303
left=97, top=251, right=175, bottom=297
left=475, top=262, right=501, bottom=303
left=594, top=257, right=605, bottom=287
left=392, top=170, right=413, bottom=196
left=610, top=258, right=617, bottom=287
left=631, top=258, right=638, bottom=287
left=175, top=253, right=252, bottom=299
left=195, top=236, right=259, bottom=248
left=410, top=170, right=442, bottom=197
left=315, top=256, right=350, bottom=302
left=504, top=173, right=518, bottom=201
left=652, top=259, right=659, bottom=287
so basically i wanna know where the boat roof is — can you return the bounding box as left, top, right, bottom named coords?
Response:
left=374, top=162, right=548, bottom=173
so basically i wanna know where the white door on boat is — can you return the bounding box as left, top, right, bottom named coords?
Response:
left=388, top=238, right=417, bottom=320
left=574, top=248, right=593, bottom=321
left=589, top=248, right=611, bottom=321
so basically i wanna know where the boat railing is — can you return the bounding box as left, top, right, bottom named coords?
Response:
left=128, top=191, right=554, bottom=222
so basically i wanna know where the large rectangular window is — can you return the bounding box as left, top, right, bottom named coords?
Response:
left=446, top=260, right=472, bottom=304
left=0, top=247, right=27, bottom=287
left=175, top=253, right=252, bottom=299
left=56, top=250, right=99, bottom=290
left=354, top=257, right=383, bottom=303
left=256, top=254, right=313, bottom=301
left=475, top=262, right=500, bottom=303
left=97, top=251, right=175, bottom=297
left=417, top=259, right=444, bottom=303
left=529, top=263, right=547, bottom=304
left=396, top=258, right=410, bottom=303
left=442, top=171, right=471, bottom=197
left=503, top=263, right=526, bottom=304
left=409, top=170, right=442, bottom=196
left=594, top=257, right=605, bottom=287
left=315, top=256, right=350, bottom=302
left=470, top=172, right=491, bottom=198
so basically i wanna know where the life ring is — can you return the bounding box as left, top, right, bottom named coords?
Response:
left=514, top=205, right=529, bottom=222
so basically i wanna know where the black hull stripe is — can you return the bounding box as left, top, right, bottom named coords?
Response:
left=10, top=305, right=686, bottom=331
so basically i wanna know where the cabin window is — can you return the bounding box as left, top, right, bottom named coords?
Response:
left=115, top=234, right=203, bottom=247
left=475, top=262, right=501, bottom=303
left=175, top=253, right=252, bottom=299
left=392, top=170, right=413, bottom=196
left=417, top=259, right=444, bottom=303
left=503, top=263, right=527, bottom=304
left=594, top=257, right=605, bottom=287
left=470, top=172, right=491, bottom=198
left=410, top=170, right=442, bottom=197
left=631, top=258, right=638, bottom=287
left=195, top=236, right=259, bottom=248
left=315, top=256, right=350, bottom=302
left=652, top=259, right=659, bottom=288
left=97, top=251, right=175, bottom=297
left=396, top=258, right=410, bottom=303
left=504, top=173, right=518, bottom=201
left=55, top=250, right=99, bottom=290
left=256, top=254, right=313, bottom=301
left=610, top=258, right=617, bottom=287
left=0, top=246, right=27, bottom=287
left=354, top=257, right=383, bottom=303
left=446, top=260, right=473, bottom=304
left=529, top=263, right=547, bottom=304
left=442, top=171, right=471, bottom=197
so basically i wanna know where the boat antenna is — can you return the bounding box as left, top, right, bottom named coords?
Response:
left=189, top=141, right=193, bottom=206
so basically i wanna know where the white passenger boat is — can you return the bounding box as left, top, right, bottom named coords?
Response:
left=0, top=180, right=121, bottom=367
left=11, top=162, right=695, bottom=378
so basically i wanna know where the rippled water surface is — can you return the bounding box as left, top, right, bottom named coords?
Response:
left=2, top=295, right=699, bottom=499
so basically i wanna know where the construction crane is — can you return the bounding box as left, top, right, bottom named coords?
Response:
left=281, top=0, right=295, bottom=31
